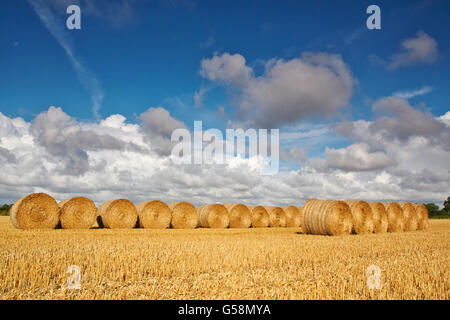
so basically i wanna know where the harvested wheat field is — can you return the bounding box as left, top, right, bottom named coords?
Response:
left=0, top=217, right=448, bottom=300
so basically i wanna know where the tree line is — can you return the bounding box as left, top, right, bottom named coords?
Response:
left=425, top=197, right=450, bottom=219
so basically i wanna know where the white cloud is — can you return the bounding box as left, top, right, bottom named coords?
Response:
left=288, top=147, right=307, bottom=164
left=331, top=98, right=450, bottom=201
left=439, top=111, right=450, bottom=126
left=371, top=97, right=449, bottom=145
left=325, top=143, right=394, bottom=171
left=140, top=107, right=187, bottom=156
left=0, top=102, right=449, bottom=206
left=200, top=52, right=355, bottom=127
left=200, top=52, right=252, bottom=86
left=387, top=31, right=438, bottom=70
left=393, top=86, right=433, bottom=99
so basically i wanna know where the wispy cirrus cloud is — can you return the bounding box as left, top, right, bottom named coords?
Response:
left=28, top=0, right=104, bottom=119
left=393, top=85, right=433, bottom=99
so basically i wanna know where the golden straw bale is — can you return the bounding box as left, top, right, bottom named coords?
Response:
left=247, top=206, right=270, bottom=228
left=58, top=197, right=97, bottom=229
left=283, top=206, right=301, bottom=227
left=10, top=193, right=60, bottom=229
left=223, top=203, right=251, bottom=228
left=264, top=206, right=287, bottom=227
left=399, top=202, right=419, bottom=231
left=344, top=200, right=374, bottom=234
left=136, top=200, right=171, bottom=229
left=301, top=199, right=352, bottom=236
left=198, top=204, right=229, bottom=228
left=97, top=199, right=138, bottom=229
left=168, top=202, right=198, bottom=229
left=413, top=203, right=429, bottom=230
left=382, top=202, right=404, bottom=232
left=367, top=202, right=388, bottom=233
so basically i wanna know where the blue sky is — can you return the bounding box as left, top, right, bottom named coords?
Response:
left=1, top=0, right=449, bottom=124
left=0, top=0, right=449, bottom=205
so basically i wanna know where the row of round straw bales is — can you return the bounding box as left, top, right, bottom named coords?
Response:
left=9, top=193, right=302, bottom=230
left=9, top=193, right=429, bottom=235
left=301, top=199, right=429, bottom=236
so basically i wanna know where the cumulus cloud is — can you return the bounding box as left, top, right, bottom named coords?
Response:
left=200, top=52, right=252, bottom=86
left=288, top=147, right=308, bottom=164
left=325, top=143, right=394, bottom=171
left=140, top=107, right=187, bottom=156
left=331, top=99, right=450, bottom=201
left=371, top=97, right=449, bottom=146
left=0, top=147, right=17, bottom=164
left=0, top=104, right=448, bottom=206
left=200, top=52, right=355, bottom=127
left=30, top=107, right=144, bottom=175
left=439, top=111, right=450, bottom=126
left=387, top=31, right=438, bottom=70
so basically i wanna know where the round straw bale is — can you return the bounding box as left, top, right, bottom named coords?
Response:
left=283, top=205, right=301, bottom=227
left=301, top=199, right=352, bottom=236
left=301, top=198, right=320, bottom=234
left=58, top=197, right=97, bottom=229
left=198, top=204, right=229, bottom=228
left=344, top=200, right=374, bottom=234
left=382, top=202, right=403, bottom=232
left=10, top=193, right=60, bottom=229
left=223, top=203, right=251, bottom=228
left=367, top=202, right=388, bottom=233
left=414, top=203, right=429, bottom=230
left=168, top=201, right=198, bottom=229
left=136, top=200, right=171, bottom=229
left=97, top=199, right=137, bottom=229
left=264, top=206, right=287, bottom=227
left=247, top=206, right=270, bottom=228
left=399, top=202, right=418, bottom=231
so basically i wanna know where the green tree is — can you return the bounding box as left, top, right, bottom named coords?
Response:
left=425, top=203, right=440, bottom=217
left=443, top=197, right=450, bottom=213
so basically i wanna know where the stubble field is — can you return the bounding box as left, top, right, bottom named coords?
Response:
left=0, top=216, right=448, bottom=300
